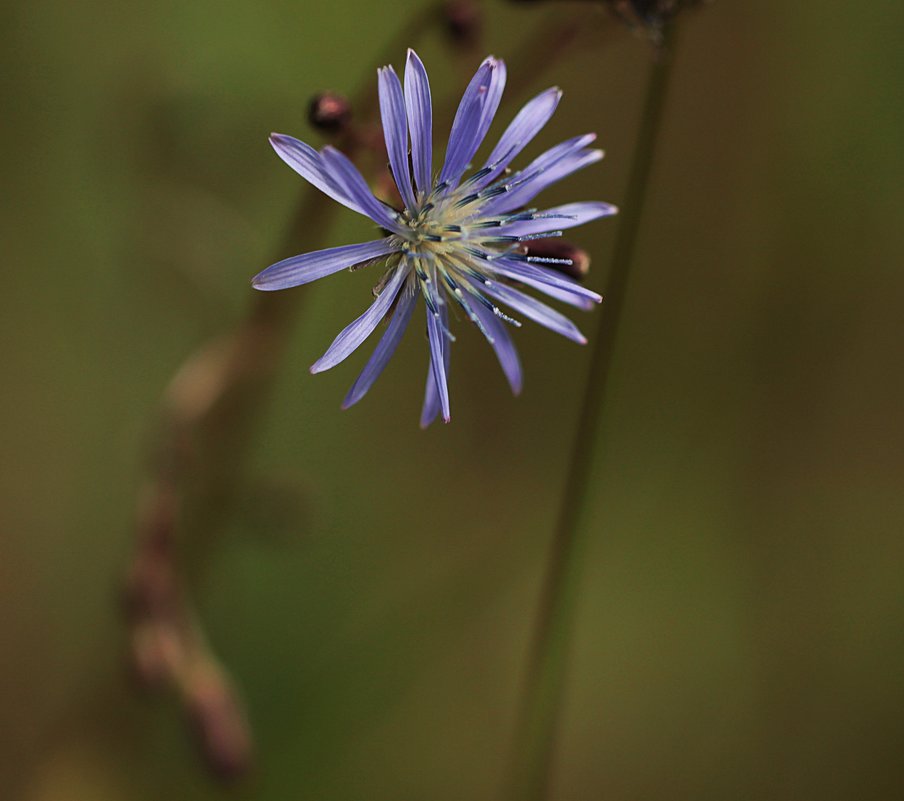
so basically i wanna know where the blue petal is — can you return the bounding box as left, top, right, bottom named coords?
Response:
left=471, top=297, right=522, bottom=395
left=480, top=134, right=596, bottom=215
left=482, top=257, right=602, bottom=305
left=310, top=265, right=409, bottom=373
left=495, top=201, right=618, bottom=237
left=342, top=276, right=418, bottom=408
left=252, top=238, right=396, bottom=291
left=320, top=146, right=406, bottom=234
left=510, top=276, right=596, bottom=311
left=378, top=65, right=417, bottom=210
left=404, top=49, right=433, bottom=198
left=420, top=366, right=440, bottom=428
left=472, top=58, right=506, bottom=159
left=439, top=57, right=505, bottom=187
left=421, top=285, right=451, bottom=426
left=270, top=133, right=365, bottom=215
left=489, top=145, right=604, bottom=215
left=470, top=276, right=588, bottom=344
left=506, top=150, right=604, bottom=211
left=477, top=87, right=561, bottom=189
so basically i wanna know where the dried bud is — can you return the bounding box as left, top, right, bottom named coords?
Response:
left=308, top=91, right=352, bottom=135
left=443, top=0, right=481, bottom=46
left=519, top=239, right=590, bottom=281
left=604, top=0, right=708, bottom=39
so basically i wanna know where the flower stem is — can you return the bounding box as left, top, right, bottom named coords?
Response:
left=509, top=27, right=679, bottom=801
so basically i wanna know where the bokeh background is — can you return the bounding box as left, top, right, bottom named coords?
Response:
left=3, top=1, right=903, bottom=799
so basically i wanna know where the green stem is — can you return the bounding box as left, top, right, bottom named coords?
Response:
left=509, top=28, right=679, bottom=801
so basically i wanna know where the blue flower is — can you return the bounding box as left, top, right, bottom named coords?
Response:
left=253, top=49, right=616, bottom=426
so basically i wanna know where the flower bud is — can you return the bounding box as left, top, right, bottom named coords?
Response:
left=443, top=0, right=481, bottom=46
left=307, top=91, right=352, bottom=135
left=604, top=0, right=708, bottom=37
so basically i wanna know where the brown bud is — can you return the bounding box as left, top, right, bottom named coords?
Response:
left=308, top=91, right=352, bottom=135
left=443, top=0, right=481, bottom=46
left=519, top=238, right=590, bottom=281
left=604, top=0, right=708, bottom=39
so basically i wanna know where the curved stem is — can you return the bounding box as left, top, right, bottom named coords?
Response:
left=509, top=27, right=679, bottom=801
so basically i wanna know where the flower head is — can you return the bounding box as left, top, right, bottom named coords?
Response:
left=253, top=49, right=616, bottom=426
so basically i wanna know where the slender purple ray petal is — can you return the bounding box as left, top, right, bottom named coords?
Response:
left=426, top=310, right=451, bottom=422
left=496, top=201, right=618, bottom=237
left=439, top=58, right=502, bottom=186
left=270, top=133, right=365, bottom=215
left=404, top=49, right=433, bottom=198
left=378, top=66, right=417, bottom=210
left=471, top=59, right=506, bottom=158
left=482, top=257, right=602, bottom=304
left=421, top=285, right=450, bottom=426
left=480, top=133, right=597, bottom=215
left=490, top=148, right=604, bottom=214
left=342, top=276, right=418, bottom=408
left=252, top=238, right=396, bottom=291
left=420, top=364, right=440, bottom=428
left=470, top=276, right=588, bottom=344
left=310, top=265, right=409, bottom=373
left=420, top=328, right=451, bottom=425
left=475, top=87, right=561, bottom=189
left=513, top=133, right=597, bottom=177
left=471, top=298, right=522, bottom=394
left=511, top=275, right=597, bottom=310
left=320, top=146, right=406, bottom=234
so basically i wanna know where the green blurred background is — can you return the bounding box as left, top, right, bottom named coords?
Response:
left=3, top=1, right=903, bottom=799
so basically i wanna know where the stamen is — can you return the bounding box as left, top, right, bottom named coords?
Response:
left=463, top=246, right=493, bottom=261
left=460, top=164, right=494, bottom=186
left=413, top=262, right=430, bottom=283
left=440, top=271, right=493, bottom=343
left=454, top=182, right=511, bottom=210
left=459, top=145, right=518, bottom=190
left=525, top=255, right=573, bottom=266
left=429, top=180, right=450, bottom=200
left=422, top=286, right=438, bottom=315
left=516, top=230, right=564, bottom=242
left=493, top=306, right=522, bottom=327
left=479, top=185, right=509, bottom=200
left=455, top=275, right=522, bottom=328
left=454, top=192, right=479, bottom=209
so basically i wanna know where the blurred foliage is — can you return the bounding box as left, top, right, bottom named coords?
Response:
left=2, top=0, right=904, bottom=799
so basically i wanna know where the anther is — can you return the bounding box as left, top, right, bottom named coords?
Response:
left=517, top=238, right=591, bottom=280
